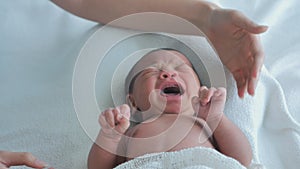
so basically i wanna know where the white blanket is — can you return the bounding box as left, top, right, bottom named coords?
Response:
left=115, top=147, right=246, bottom=169
left=0, top=0, right=300, bottom=169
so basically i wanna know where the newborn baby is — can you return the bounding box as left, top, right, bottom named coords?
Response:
left=88, top=49, right=252, bottom=169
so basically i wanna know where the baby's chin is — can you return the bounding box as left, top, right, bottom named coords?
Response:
left=162, top=104, right=193, bottom=115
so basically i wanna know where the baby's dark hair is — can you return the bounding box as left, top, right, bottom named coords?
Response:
left=127, top=48, right=199, bottom=94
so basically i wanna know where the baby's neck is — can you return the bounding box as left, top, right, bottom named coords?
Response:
left=134, top=108, right=195, bottom=123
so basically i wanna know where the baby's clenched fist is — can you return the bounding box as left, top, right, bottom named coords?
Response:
left=99, top=104, right=131, bottom=140
left=192, top=86, right=226, bottom=121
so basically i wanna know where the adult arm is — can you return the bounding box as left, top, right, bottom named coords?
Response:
left=51, top=0, right=267, bottom=97
left=51, top=0, right=210, bottom=28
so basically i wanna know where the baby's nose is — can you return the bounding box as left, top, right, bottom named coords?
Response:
left=159, top=70, right=177, bottom=79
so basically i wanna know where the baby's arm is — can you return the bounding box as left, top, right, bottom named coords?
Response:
left=193, top=87, right=252, bottom=166
left=211, top=114, right=252, bottom=166
left=88, top=104, right=130, bottom=169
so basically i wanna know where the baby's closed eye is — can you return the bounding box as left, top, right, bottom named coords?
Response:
left=140, top=68, right=160, bottom=79
left=175, top=63, right=193, bottom=72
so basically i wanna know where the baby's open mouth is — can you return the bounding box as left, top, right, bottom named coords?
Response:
left=160, top=83, right=184, bottom=96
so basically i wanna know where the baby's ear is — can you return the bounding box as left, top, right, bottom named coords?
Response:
left=126, top=94, right=136, bottom=109
left=126, top=94, right=141, bottom=123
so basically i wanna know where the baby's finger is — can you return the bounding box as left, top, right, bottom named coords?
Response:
left=198, top=86, right=208, bottom=97
left=206, top=87, right=217, bottom=100
left=115, top=116, right=130, bottom=134
left=104, top=109, right=115, bottom=128
left=213, top=87, right=227, bottom=98
left=118, top=104, right=131, bottom=119
left=112, top=108, right=122, bottom=125
left=192, top=96, right=200, bottom=114
left=200, top=87, right=216, bottom=105
left=113, top=105, right=131, bottom=133
left=98, top=113, right=107, bottom=127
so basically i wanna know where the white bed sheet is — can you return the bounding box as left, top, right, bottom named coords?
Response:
left=1, top=0, right=299, bottom=169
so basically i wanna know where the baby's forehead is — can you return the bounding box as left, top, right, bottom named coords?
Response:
left=133, top=50, right=192, bottom=70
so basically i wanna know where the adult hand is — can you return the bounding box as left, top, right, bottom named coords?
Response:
left=0, top=151, right=52, bottom=169
left=203, top=9, right=268, bottom=98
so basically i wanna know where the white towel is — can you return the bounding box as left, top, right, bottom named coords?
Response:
left=114, top=147, right=246, bottom=169
left=224, top=66, right=300, bottom=168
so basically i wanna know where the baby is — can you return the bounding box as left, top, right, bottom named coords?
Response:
left=88, top=49, right=252, bottom=169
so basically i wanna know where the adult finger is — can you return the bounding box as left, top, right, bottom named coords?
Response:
left=247, top=76, right=257, bottom=96
left=248, top=37, right=264, bottom=95
left=233, top=70, right=247, bottom=98
left=1, top=151, right=46, bottom=168
left=232, top=10, right=268, bottom=34
left=238, top=81, right=247, bottom=98
left=251, top=36, right=264, bottom=77
left=0, top=163, right=8, bottom=169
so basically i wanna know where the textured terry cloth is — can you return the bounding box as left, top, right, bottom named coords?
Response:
left=114, top=147, right=246, bottom=169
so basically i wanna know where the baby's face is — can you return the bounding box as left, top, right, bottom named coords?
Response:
left=129, top=50, right=200, bottom=114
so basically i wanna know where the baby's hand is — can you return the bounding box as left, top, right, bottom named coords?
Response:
left=98, top=104, right=131, bottom=140
left=192, top=86, right=226, bottom=122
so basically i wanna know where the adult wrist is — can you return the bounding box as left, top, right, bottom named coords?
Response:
left=189, top=1, right=220, bottom=37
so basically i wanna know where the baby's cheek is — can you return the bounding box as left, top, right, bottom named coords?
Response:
left=149, top=89, right=167, bottom=109
left=188, top=83, right=200, bottom=96
left=135, top=89, right=152, bottom=109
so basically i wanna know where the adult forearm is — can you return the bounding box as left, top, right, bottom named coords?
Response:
left=51, top=0, right=218, bottom=35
